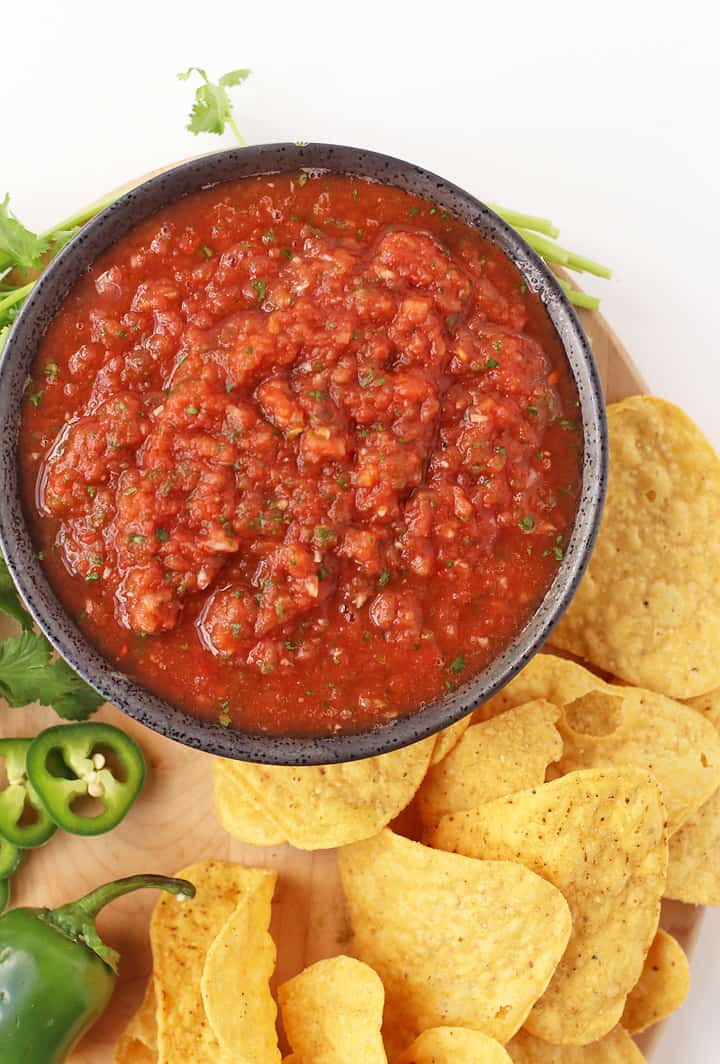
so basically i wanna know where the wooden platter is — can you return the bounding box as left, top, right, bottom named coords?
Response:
left=0, top=286, right=701, bottom=1062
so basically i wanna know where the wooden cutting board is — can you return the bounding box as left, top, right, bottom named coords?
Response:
left=0, top=289, right=700, bottom=1062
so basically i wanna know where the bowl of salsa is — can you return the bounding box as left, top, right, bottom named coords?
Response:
left=0, top=144, right=606, bottom=763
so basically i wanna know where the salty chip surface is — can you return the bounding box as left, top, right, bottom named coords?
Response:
left=507, top=1026, right=644, bottom=1062
left=113, top=982, right=158, bottom=1064
left=620, top=928, right=689, bottom=1034
left=201, top=870, right=280, bottom=1063
left=417, top=700, right=562, bottom=832
left=338, top=829, right=571, bottom=1051
left=223, top=738, right=435, bottom=849
left=151, top=861, right=270, bottom=1064
left=213, top=759, right=287, bottom=846
left=433, top=769, right=667, bottom=1044
left=556, top=687, right=720, bottom=834
left=279, top=955, right=387, bottom=1064
left=397, top=1026, right=511, bottom=1062
left=665, top=688, right=720, bottom=904
left=552, top=396, right=720, bottom=697
left=476, top=653, right=605, bottom=722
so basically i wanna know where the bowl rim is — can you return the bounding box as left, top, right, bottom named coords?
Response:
left=0, top=142, right=607, bottom=764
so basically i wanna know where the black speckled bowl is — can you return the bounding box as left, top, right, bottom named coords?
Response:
left=0, top=144, right=607, bottom=764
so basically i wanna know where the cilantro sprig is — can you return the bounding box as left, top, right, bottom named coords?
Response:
left=178, top=67, right=251, bottom=144
left=0, top=555, right=103, bottom=719
left=0, top=61, right=610, bottom=355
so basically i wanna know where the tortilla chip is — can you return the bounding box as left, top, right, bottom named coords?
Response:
left=201, top=870, right=280, bottom=1063
left=338, top=829, right=571, bottom=1052
left=431, top=719, right=473, bottom=765
left=551, top=397, right=720, bottom=698
left=279, top=955, right=387, bottom=1063
left=214, top=759, right=287, bottom=846
left=114, top=980, right=158, bottom=1063
left=475, top=654, right=605, bottom=722
left=507, top=1026, right=644, bottom=1062
left=620, top=928, right=689, bottom=1033
left=476, top=654, right=720, bottom=835
left=432, top=769, right=667, bottom=1045
left=685, top=686, right=720, bottom=726
left=226, top=738, right=435, bottom=850
left=665, top=688, right=720, bottom=904
left=417, top=701, right=562, bottom=833
left=151, top=861, right=269, bottom=1064
left=555, top=687, right=720, bottom=834
left=113, top=1040, right=156, bottom=1064
left=114, top=981, right=158, bottom=1064
left=397, top=1027, right=512, bottom=1063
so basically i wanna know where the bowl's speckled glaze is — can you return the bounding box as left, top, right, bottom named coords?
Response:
left=0, top=144, right=607, bottom=764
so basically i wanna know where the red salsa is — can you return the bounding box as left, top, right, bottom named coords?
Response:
left=20, top=174, right=581, bottom=736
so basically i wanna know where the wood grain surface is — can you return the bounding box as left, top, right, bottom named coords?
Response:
left=0, top=295, right=699, bottom=1062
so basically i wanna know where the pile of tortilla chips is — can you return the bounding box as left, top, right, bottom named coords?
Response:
left=114, top=860, right=281, bottom=1064
left=117, top=397, right=719, bottom=1061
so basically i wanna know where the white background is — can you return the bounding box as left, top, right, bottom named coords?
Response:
left=3, top=1, right=718, bottom=1058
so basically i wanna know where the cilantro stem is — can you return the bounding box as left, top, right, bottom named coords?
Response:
left=516, top=228, right=571, bottom=266
left=226, top=113, right=247, bottom=147
left=565, top=250, right=612, bottom=279
left=0, top=281, right=34, bottom=316
left=491, top=204, right=560, bottom=239
left=40, top=189, right=129, bottom=243
left=556, top=277, right=600, bottom=310
left=517, top=228, right=612, bottom=279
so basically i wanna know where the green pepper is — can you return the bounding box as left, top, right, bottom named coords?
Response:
left=26, top=723, right=146, bottom=836
left=0, top=872, right=194, bottom=1062
left=0, top=738, right=57, bottom=847
left=0, top=834, right=22, bottom=879
left=0, top=875, right=9, bottom=913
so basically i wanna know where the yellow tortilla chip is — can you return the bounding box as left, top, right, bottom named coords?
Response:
left=338, top=829, right=571, bottom=1052
left=555, top=687, right=720, bottom=834
left=113, top=1040, right=156, bottom=1064
left=227, top=738, right=435, bottom=850
left=114, top=981, right=158, bottom=1063
left=201, top=870, right=280, bottom=1063
left=397, top=1027, right=512, bottom=1063
left=151, top=861, right=268, bottom=1064
left=621, top=928, right=689, bottom=1033
left=665, top=687, right=720, bottom=904
left=477, top=654, right=720, bottom=835
left=114, top=980, right=157, bottom=1063
left=432, top=769, right=667, bottom=1045
left=431, top=719, right=473, bottom=765
left=279, top=955, right=387, bottom=1063
left=475, top=654, right=605, bottom=722
left=685, top=686, right=720, bottom=726
left=213, top=759, right=287, bottom=846
left=417, top=701, right=562, bottom=833
left=507, top=1026, right=644, bottom=1062
left=552, top=396, right=720, bottom=698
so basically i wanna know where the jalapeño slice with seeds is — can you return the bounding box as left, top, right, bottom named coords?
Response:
left=0, top=738, right=58, bottom=848
left=26, top=723, right=146, bottom=836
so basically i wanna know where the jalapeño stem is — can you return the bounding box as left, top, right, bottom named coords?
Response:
left=43, top=874, right=195, bottom=971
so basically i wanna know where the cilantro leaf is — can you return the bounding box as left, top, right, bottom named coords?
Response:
left=178, top=67, right=251, bottom=144
left=37, top=655, right=105, bottom=720
left=187, top=82, right=233, bottom=135
left=0, top=613, right=103, bottom=719
left=0, top=631, right=53, bottom=706
left=0, top=195, right=48, bottom=273
left=219, top=68, right=251, bottom=87
left=177, top=66, right=208, bottom=82
left=0, top=555, right=33, bottom=631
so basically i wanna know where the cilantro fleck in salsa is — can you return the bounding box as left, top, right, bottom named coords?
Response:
left=20, top=174, right=582, bottom=736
